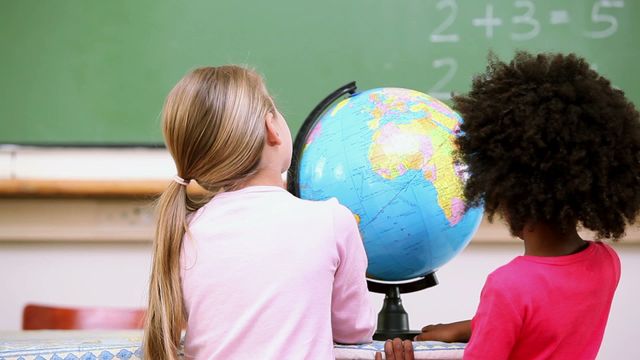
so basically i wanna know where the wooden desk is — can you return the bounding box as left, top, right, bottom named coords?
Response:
left=0, top=330, right=465, bottom=359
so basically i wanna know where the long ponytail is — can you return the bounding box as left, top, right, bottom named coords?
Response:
left=144, top=182, right=188, bottom=360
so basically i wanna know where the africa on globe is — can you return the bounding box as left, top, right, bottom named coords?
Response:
left=297, top=87, right=483, bottom=281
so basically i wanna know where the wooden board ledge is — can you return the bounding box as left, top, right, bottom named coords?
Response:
left=0, top=179, right=207, bottom=197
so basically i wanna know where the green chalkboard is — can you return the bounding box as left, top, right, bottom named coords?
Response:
left=0, top=0, right=638, bottom=145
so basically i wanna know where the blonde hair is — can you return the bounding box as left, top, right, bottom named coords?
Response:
left=143, top=66, right=274, bottom=360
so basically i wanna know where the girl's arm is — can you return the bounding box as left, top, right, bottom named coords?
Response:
left=414, top=320, right=471, bottom=342
left=463, top=273, right=521, bottom=359
left=330, top=202, right=376, bottom=344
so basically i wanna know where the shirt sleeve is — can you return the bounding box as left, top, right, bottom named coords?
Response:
left=329, top=200, right=376, bottom=344
left=464, top=273, right=523, bottom=360
left=601, top=242, right=621, bottom=286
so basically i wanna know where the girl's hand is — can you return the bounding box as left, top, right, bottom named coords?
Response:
left=414, top=320, right=471, bottom=343
left=374, top=338, right=414, bottom=360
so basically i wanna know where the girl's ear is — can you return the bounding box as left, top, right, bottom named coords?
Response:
left=264, top=111, right=282, bottom=146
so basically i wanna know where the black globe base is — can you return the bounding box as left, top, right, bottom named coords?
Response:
left=367, top=273, right=438, bottom=341
left=373, top=329, right=422, bottom=341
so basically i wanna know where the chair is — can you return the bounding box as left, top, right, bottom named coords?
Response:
left=22, top=304, right=146, bottom=330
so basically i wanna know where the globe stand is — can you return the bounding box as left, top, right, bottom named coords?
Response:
left=287, top=81, right=357, bottom=197
left=367, top=273, right=438, bottom=340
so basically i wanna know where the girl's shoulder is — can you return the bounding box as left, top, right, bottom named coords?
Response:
left=594, top=240, right=619, bottom=259
left=592, top=241, right=621, bottom=280
left=288, top=196, right=359, bottom=235
left=192, top=187, right=358, bottom=234
left=291, top=194, right=352, bottom=215
left=488, top=241, right=621, bottom=285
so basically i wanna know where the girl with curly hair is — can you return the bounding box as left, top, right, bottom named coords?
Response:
left=413, top=52, right=640, bottom=359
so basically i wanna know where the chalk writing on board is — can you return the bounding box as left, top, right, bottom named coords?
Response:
left=586, top=0, right=624, bottom=39
left=549, top=10, right=570, bottom=25
left=429, top=58, right=457, bottom=100
left=427, top=0, right=625, bottom=100
left=430, top=0, right=460, bottom=43
left=511, top=1, right=540, bottom=41
left=472, top=4, right=503, bottom=39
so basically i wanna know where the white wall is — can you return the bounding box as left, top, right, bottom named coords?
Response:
left=1, top=241, right=638, bottom=359
left=0, top=242, right=152, bottom=323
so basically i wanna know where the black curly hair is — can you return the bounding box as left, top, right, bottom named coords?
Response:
left=453, top=52, right=640, bottom=239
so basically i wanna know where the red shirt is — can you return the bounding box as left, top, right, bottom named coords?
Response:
left=465, top=241, right=620, bottom=360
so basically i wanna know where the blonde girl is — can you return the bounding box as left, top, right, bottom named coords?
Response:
left=143, top=66, right=375, bottom=359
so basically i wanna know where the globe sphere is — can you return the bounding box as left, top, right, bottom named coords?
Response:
left=298, top=88, right=483, bottom=281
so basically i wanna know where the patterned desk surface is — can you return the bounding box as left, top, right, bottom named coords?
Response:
left=0, top=330, right=465, bottom=359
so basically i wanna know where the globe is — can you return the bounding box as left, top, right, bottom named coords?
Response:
left=297, top=87, right=483, bottom=281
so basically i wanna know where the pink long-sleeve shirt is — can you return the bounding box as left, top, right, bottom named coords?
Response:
left=465, top=241, right=620, bottom=359
left=180, top=186, right=375, bottom=359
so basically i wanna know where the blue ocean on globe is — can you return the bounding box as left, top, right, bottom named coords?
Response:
left=298, top=88, right=483, bottom=281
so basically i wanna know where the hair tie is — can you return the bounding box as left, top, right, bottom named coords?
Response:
left=173, top=175, right=190, bottom=186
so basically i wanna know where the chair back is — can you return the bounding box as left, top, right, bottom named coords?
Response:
left=23, top=304, right=146, bottom=330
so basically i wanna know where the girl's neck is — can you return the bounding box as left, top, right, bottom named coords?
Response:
left=241, top=168, right=285, bottom=189
left=521, top=223, right=587, bottom=257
